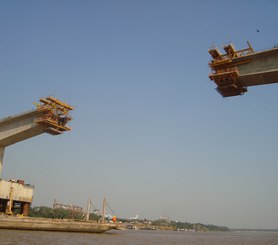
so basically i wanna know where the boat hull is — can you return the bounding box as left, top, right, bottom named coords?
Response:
left=0, top=216, right=117, bottom=233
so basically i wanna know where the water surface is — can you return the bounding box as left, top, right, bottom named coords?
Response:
left=0, top=229, right=278, bottom=245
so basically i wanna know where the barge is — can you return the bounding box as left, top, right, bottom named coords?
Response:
left=0, top=215, right=118, bottom=233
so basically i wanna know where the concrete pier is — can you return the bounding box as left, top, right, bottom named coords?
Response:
left=0, top=110, right=46, bottom=178
left=0, top=147, right=4, bottom=180
left=0, top=97, right=73, bottom=215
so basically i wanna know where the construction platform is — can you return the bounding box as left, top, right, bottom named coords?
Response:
left=0, top=179, right=34, bottom=216
left=208, top=42, right=278, bottom=97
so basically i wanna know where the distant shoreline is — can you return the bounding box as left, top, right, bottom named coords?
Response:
left=231, top=229, right=278, bottom=232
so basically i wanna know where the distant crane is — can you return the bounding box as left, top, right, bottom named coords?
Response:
left=208, top=41, right=278, bottom=97
left=101, top=198, right=117, bottom=223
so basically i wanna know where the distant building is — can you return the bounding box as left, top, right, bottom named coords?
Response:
left=53, top=199, right=83, bottom=212
left=129, top=214, right=139, bottom=221
left=92, top=209, right=101, bottom=216
left=159, top=216, right=171, bottom=223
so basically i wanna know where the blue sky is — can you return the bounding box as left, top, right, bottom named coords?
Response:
left=1, top=0, right=278, bottom=229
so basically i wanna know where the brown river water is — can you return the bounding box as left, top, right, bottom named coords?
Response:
left=0, top=229, right=278, bottom=245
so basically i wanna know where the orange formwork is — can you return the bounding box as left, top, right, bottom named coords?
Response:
left=208, top=42, right=254, bottom=97
left=35, top=96, right=73, bottom=135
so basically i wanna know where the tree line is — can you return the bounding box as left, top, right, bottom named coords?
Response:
left=29, top=206, right=100, bottom=221
left=29, top=206, right=229, bottom=231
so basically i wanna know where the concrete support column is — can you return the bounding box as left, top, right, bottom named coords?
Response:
left=0, top=146, right=4, bottom=179
left=0, top=199, right=8, bottom=213
left=22, top=202, right=30, bottom=216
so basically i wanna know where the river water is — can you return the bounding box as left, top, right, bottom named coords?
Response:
left=0, top=229, right=278, bottom=245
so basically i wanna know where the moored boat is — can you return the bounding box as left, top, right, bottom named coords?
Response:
left=0, top=215, right=118, bottom=233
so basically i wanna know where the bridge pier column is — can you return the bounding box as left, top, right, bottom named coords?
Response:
left=22, top=202, right=30, bottom=216
left=0, top=146, right=4, bottom=179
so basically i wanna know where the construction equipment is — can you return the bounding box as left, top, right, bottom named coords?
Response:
left=208, top=41, right=278, bottom=97
left=34, top=96, right=74, bottom=135
left=6, top=185, right=14, bottom=215
left=101, top=198, right=117, bottom=223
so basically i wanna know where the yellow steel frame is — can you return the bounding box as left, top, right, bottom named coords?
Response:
left=34, top=96, right=73, bottom=135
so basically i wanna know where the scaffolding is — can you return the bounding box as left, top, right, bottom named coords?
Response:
left=208, top=41, right=254, bottom=97
left=35, top=96, right=74, bottom=135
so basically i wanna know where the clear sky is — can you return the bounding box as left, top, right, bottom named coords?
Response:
left=0, top=0, right=278, bottom=229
